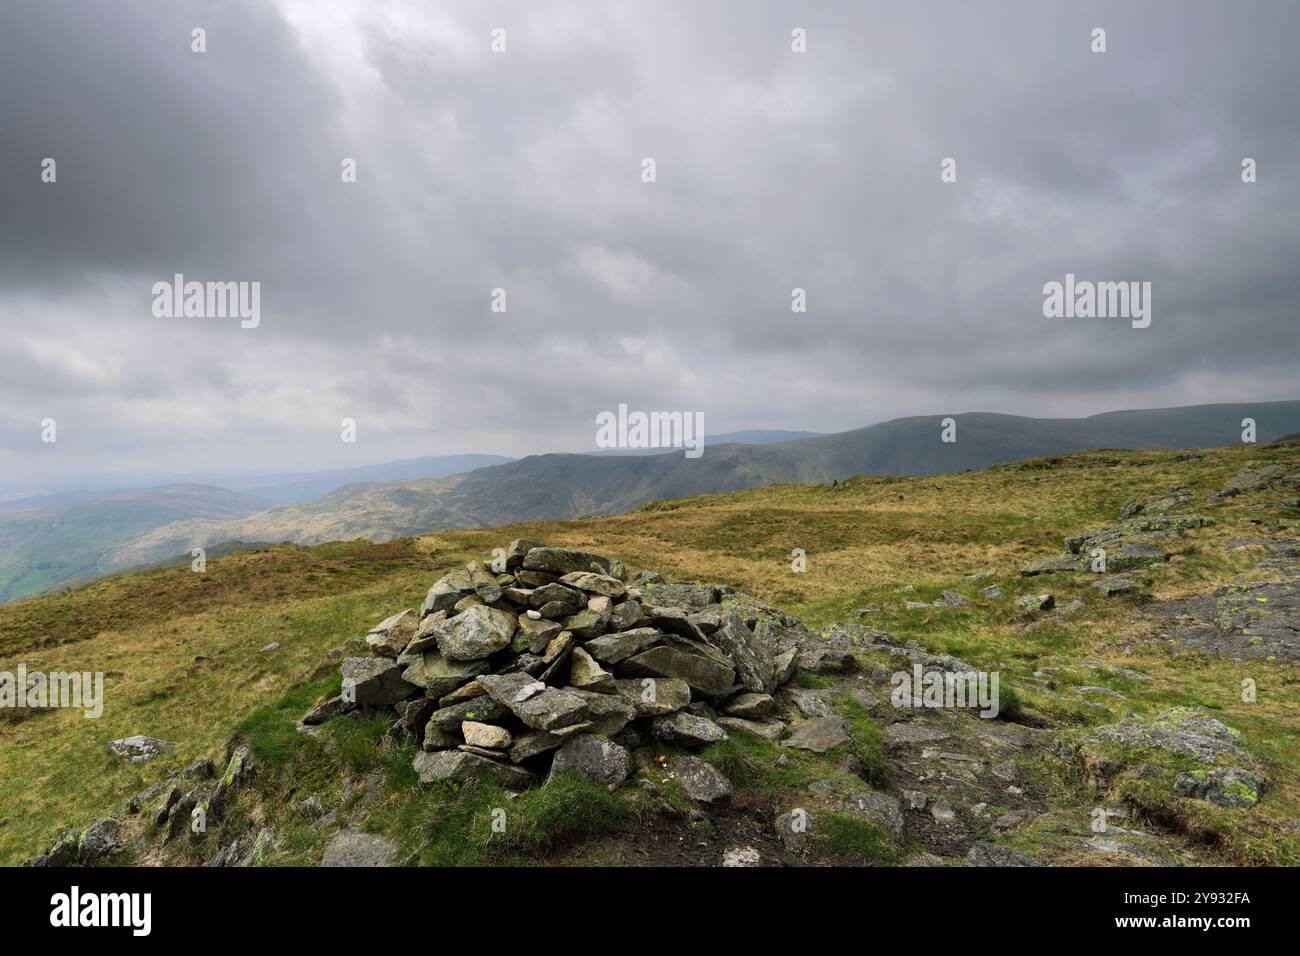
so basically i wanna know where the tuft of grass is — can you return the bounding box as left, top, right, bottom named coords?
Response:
left=830, top=693, right=887, bottom=784
left=471, top=771, right=642, bottom=854
left=236, top=676, right=339, bottom=770
left=815, top=813, right=904, bottom=863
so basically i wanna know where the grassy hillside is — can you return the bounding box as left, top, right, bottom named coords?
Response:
left=1, top=440, right=1298, bottom=865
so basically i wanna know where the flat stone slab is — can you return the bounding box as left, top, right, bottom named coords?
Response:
left=780, top=716, right=851, bottom=753
left=320, top=829, right=397, bottom=867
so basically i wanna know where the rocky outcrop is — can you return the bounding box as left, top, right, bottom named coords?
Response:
left=307, top=543, right=811, bottom=792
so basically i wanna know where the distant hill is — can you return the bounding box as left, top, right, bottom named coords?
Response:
left=0, top=485, right=272, bottom=602
left=587, top=429, right=822, bottom=455
left=213, top=454, right=513, bottom=503
left=90, top=400, right=1300, bottom=576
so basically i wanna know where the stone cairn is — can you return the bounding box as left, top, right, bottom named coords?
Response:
left=303, top=541, right=854, bottom=790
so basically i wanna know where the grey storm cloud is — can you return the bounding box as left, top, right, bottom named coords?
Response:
left=1, top=0, right=1298, bottom=484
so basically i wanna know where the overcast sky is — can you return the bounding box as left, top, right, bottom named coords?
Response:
left=2, top=0, right=1298, bottom=487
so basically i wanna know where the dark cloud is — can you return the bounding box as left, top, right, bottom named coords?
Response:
left=1, top=0, right=1297, bottom=486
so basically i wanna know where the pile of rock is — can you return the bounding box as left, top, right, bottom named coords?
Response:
left=1018, top=500, right=1215, bottom=589
left=304, top=542, right=853, bottom=790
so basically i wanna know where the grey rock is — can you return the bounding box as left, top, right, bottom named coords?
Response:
left=107, top=735, right=176, bottom=763
left=522, top=547, right=612, bottom=576
left=341, top=656, right=420, bottom=707
left=650, top=712, right=729, bottom=746
left=724, top=691, right=777, bottom=718
left=421, top=570, right=475, bottom=617
left=559, top=571, right=627, bottom=599
left=477, top=673, right=590, bottom=731
left=781, top=716, right=851, bottom=754
left=964, top=843, right=1042, bottom=867
left=1019, top=555, right=1079, bottom=576
left=1017, top=593, right=1055, bottom=612
left=613, top=676, right=691, bottom=716
left=432, top=605, right=517, bottom=661
left=1173, top=767, right=1268, bottom=808
left=400, top=650, right=489, bottom=698
left=568, top=646, right=617, bottom=692
left=302, top=694, right=355, bottom=725
left=621, top=644, right=736, bottom=698
left=547, top=734, right=631, bottom=787
left=716, top=716, right=786, bottom=740
left=413, top=749, right=536, bottom=789
left=320, top=829, right=398, bottom=867
left=673, top=756, right=732, bottom=803
left=706, top=612, right=777, bottom=693
left=366, top=608, right=418, bottom=657
left=841, top=789, right=905, bottom=840
left=586, top=628, right=662, bottom=665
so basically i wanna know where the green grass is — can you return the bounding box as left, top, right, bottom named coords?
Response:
left=815, top=813, right=904, bottom=863
left=2, top=441, right=1298, bottom=864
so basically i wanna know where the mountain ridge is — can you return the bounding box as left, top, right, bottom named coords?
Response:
left=94, top=400, right=1300, bottom=580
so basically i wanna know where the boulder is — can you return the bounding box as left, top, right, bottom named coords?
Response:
left=560, top=572, right=628, bottom=599
left=585, top=627, right=662, bottom=665
left=432, top=605, right=518, bottom=661
left=522, top=547, right=612, bottom=576
left=564, top=598, right=613, bottom=640
left=366, top=608, right=418, bottom=658
left=421, top=570, right=475, bottom=617
left=649, top=712, right=728, bottom=746
left=706, top=612, right=776, bottom=693
left=568, top=646, right=617, bottom=693
left=477, top=673, right=590, bottom=731
left=547, top=734, right=631, bottom=787
left=461, top=721, right=512, bottom=750
left=401, top=650, right=489, bottom=698
left=505, top=538, right=542, bottom=570
left=413, top=750, right=536, bottom=790
left=620, top=644, right=736, bottom=698
left=614, top=676, right=691, bottom=717
left=780, top=717, right=852, bottom=754
left=716, top=716, right=786, bottom=740
left=672, top=756, right=732, bottom=803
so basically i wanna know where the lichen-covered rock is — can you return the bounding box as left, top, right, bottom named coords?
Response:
left=1173, top=767, right=1268, bottom=808
left=1089, top=707, right=1255, bottom=765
